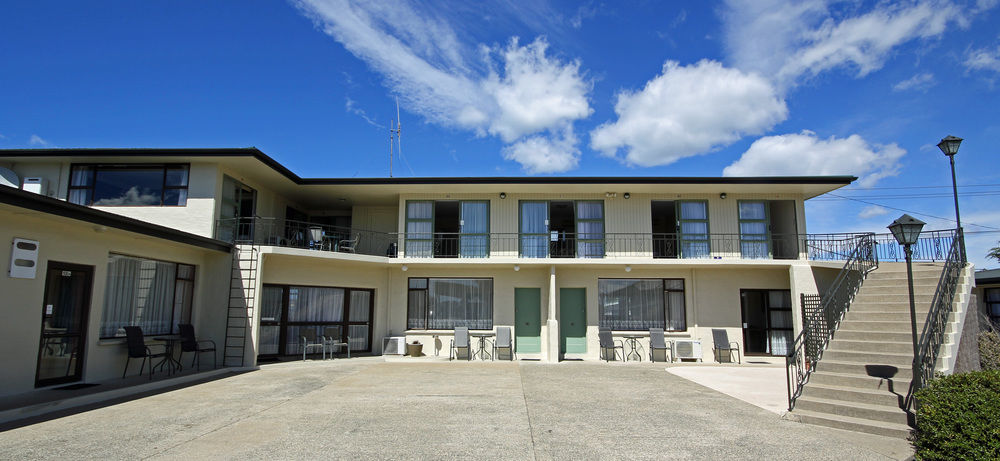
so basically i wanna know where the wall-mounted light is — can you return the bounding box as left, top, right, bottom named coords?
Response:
left=719, top=192, right=727, bottom=199
left=623, top=192, right=630, bottom=199
left=514, top=265, right=520, bottom=272
left=499, top=192, right=507, bottom=199
left=401, top=265, right=408, bottom=272
left=625, top=265, right=632, bottom=272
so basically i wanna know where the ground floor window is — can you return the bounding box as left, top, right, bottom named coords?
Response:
left=100, top=254, right=194, bottom=338
left=259, top=284, right=374, bottom=355
left=740, top=289, right=792, bottom=356
left=407, top=278, right=493, bottom=330
left=986, top=287, right=1000, bottom=327
left=597, top=279, right=686, bottom=331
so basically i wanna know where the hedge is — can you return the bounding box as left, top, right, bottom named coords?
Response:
left=912, top=370, right=1000, bottom=460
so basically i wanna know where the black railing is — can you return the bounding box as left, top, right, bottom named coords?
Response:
left=786, top=233, right=878, bottom=410
left=873, top=230, right=958, bottom=262
left=906, top=230, right=965, bottom=411
left=216, top=218, right=399, bottom=257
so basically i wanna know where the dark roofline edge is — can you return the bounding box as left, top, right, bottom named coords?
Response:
left=0, top=147, right=857, bottom=186
left=0, top=185, right=232, bottom=253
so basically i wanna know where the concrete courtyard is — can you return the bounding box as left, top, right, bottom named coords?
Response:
left=0, top=358, right=914, bottom=460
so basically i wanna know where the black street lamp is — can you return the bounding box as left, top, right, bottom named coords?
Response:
left=937, top=135, right=965, bottom=263
left=888, top=214, right=927, bottom=394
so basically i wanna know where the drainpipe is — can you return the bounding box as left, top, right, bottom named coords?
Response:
left=546, top=265, right=559, bottom=363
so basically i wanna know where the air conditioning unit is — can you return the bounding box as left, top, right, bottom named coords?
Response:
left=673, top=339, right=703, bottom=362
left=382, top=336, right=406, bottom=355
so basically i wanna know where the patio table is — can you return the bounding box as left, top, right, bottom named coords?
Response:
left=622, top=334, right=644, bottom=362
left=152, top=335, right=184, bottom=374
left=470, top=332, right=495, bottom=361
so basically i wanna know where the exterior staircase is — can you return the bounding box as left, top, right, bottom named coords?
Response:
left=789, top=262, right=973, bottom=438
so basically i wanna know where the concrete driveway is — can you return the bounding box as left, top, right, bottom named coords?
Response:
left=0, top=358, right=913, bottom=460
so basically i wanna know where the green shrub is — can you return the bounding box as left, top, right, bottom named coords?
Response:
left=980, top=331, right=1000, bottom=370
left=912, top=370, right=1000, bottom=460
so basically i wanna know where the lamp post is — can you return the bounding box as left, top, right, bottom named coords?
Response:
left=888, top=214, right=926, bottom=393
left=937, top=135, right=965, bottom=263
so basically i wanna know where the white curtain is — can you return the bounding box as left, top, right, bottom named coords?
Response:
left=679, top=202, right=709, bottom=258
left=520, top=202, right=548, bottom=258
left=101, top=255, right=178, bottom=337
left=598, top=279, right=664, bottom=330
left=768, top=291, right=792, bottom=355
left=288, top=287, right=344, bottom=322
left=405, top=201, right=433, bottom=257
left=460, top=201, right=489, bottom=258
left=576, top=202, right=605, bottom=258
left=427, top=279, right=493, bottom=329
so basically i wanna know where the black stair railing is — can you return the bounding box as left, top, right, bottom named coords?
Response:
left=906, top=229, right=964, bottom=411
left=786, top=233, right=878, bottom=410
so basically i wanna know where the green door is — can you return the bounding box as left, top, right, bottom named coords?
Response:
left=560, top=288, right=587, bottom=354
left=514, top=288, right=542, bottom=353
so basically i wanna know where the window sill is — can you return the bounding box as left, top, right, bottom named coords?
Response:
left=97, top=338, right=126, bottom=346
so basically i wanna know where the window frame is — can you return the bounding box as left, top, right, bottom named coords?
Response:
left=597, top=278, right=687, bottom=332
left=740, top=288, right=793, bottom=357
left=404, top=200, right=435, bottom=257
left=517, top=200, right=607, bottom=258
left=985, top=287, right=1000, bottom=326
left=99, top=253, right=195, bottom=339
left=258, top=283, right=375, bottom=355
left=677, top=200, right=710, bottom=258
left=406, top=277, right=494, bottom=330
left=737, top=200, right=771, bottom=259
left=68, top=163, right=190, bottom=207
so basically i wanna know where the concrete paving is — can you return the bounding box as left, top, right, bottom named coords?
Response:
left=0, top=358, right=915, bottom=460
left=666, top=365, right=790, bottom=415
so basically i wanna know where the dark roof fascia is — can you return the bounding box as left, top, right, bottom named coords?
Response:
left=0, top=185, right=232, bottom=253
left=979, top=278, right=1000, bottom=285
left=0, top=148, right=856, bottom=187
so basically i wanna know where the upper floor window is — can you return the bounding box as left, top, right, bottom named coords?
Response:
left=519, top=200, right=604, bottom=258
left=68, top=164, right=189, bottom=206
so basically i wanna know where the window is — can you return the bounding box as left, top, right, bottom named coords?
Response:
left=738, top=201, right=770, bottom=259
left=404, top=200, right=490, bottom=258
left=69, top=164, right=189, bottom=206
left=986, top=288, right=1000, bottom=327
left=519, top=200, right=605, bottom=258
left=678, top=201, right=710, bottom=258
left=407, top=278, right=493, bottom=330
left=598, top=279, right=686, bottom=331
left=740, top=289, right=792, bottom=356
left=100, top=254, right=194, bottom=338
left=576, top=201, right=605, bottom=258
left=259, top=285, right=374, bottom=355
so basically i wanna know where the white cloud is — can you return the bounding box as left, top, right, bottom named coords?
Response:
left=964, top=45, right=1000, bottom=73
left=29, top=134, right=49, bottom=146
left=294, top=0, right=592, bottom=173
left=590, top=60, right=787, bottom=167
left=723, top=130, right=905, bottom=187
left=502, top=126, right=580, bottom=174
left=892, top=72, right=936, bottom=92
left=723, top=1, right=968, bottom=88
left=858, top=205, right=890, bottom=219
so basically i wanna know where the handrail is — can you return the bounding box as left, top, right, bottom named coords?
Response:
left=906, top=229, right=964, bottom=411
left=786, top=233, right=878, bottom=410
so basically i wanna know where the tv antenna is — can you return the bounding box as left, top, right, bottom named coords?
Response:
left=389, top=97, right=401, bottom=178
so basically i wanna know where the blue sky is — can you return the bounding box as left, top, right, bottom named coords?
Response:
left=2, top=1, right=999, bottom=268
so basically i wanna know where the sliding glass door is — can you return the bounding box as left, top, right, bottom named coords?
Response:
left=520, top=201, right=549, bottom=258
left=258, top=284, right=374, bottom=357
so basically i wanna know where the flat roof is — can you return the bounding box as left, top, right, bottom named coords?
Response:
left=0, top=185, right=232, bottom=253
left=0, top=148, right=856, bottom=206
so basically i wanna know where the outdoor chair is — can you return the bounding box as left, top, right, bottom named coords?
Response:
left=300, top=329, right=327, bottom=360
left=712, top=329, right=741, bottom=364
left=308, top=226, right=326, bottom=250
left=178, top=323, right=217, bottom=370
left=339, top=234, right=359, bottom=253
left=598, top=328, right=624, bottom=363
left=122, top=326, right=168, bottom=380
left=493, top=326, right=515, bottom=361
left=648, top=328, right=671, bottom=362
left=323, top=327, right=350, bottom=359
left=449, top=327, right=471, bottom=361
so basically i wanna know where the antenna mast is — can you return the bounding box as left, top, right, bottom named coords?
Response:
left=389, top=97, right=402, bottom=178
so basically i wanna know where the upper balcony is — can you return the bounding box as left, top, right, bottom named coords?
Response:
left=218, top=217, right=960, bottom=263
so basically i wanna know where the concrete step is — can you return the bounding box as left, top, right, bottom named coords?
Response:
left=808, top=371, right=908, bottom=391
left=817, top=360, right=913, bottom=380
left=847, top=311, right=925, bottom=322
left=833, top=330, right=913, bottom=342
left=861, top=277, right=940, bottom=288
left=828, top=339, right=914, bottom=354
left=800, top=383, right=903, bottom=407
left=838, top=320, right=955, bottom=334
left=789, top=409, right=913, bottom=439
left=794, top=396, right=909, bottom=425
left=870, top=262, right=943, bottom=272
left=848, top=302, right=933, bottom=312
left=822, top=349, right=913, bottom=366
left=853, top=294, right=935, bottom=304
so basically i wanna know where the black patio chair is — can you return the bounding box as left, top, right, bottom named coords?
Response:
left=178, top=323, right=217, bottom=370
left=712, top=328, right=741, bottom=364
left=493, top=326, right=515, bottom=361
left=649, top=328, right=671, bottom=362
left=450, top=327, right=471, bottom=361
left=122, top=326, right=168, bottom=380
left=598, top=328, right=624, bottom=363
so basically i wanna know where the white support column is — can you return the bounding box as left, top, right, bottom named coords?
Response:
left=788, top=263, right=819, bottom=338
left=546, top=265, right=559, bottom=363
